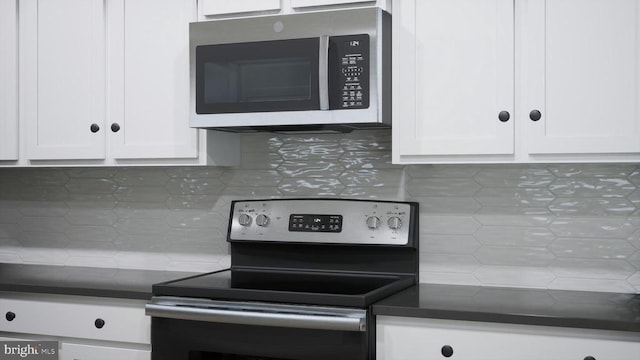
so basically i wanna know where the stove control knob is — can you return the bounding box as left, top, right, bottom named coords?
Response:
left=238, top=213, right=252, bottom=227
left=387, top=216, right=402, bottom=230
left=366, top=216, right=381, bottom=229
left=256, top=214, right=270, bottom=227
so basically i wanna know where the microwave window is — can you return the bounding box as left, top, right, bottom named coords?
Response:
left=195, top=38, right=320, bottom=114
left=203, top=57, right=312, bottom=104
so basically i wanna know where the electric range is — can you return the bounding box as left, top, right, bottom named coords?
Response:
left=146, top=198, right=419, bottom=360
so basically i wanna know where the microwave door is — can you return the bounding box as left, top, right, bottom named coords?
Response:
left=195, top=38, right=321, bottom=115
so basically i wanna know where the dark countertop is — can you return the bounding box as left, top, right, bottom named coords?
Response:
left=0, top=263, right=197, bottom=300
left=2, top=264, right=639, bottom=333
left=372, top=284, right=640, bottom=333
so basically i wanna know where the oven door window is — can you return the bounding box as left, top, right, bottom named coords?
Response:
left=151, top=318, right=367, bottom=360
left=196, top=38, right=320, bottom=114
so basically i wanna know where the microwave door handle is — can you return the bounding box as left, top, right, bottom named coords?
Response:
left=318, top=35, right=330, bottom=110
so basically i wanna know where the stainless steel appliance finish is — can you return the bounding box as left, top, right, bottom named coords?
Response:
left=147, top=199, right=418, bottom=360
left=189, top=8, right=391, bottom=132
left=230, top=199, right=411, bottom=245
left=146, top=297, right=367, bottom=332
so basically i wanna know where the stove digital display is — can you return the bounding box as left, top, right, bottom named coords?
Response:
left=289, top=214, right=342, bottom=233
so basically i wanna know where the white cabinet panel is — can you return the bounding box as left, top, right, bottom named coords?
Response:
left=522, top=0, right=640, bottom=155
left=291, top=0, right=375, bottom=8
left=394, top=0, right=640, bottom=163
left=1, top=294, right=149, bottom=360
left=108, top=0, right=199, bottom=160
left=377, top=316, right=640, bottom=360
left=201, top=0, right=280, bottom=16
left=20, top=0, right=106, bottom=160
left=0, top=336, right=28, bottom=341
left=0, top=0, right=18, bottom=161
left=393, top=0, right=514, bottom=160
left=60, top=343, right=150, bottom=360
left=0, top=296, right=149, bottom=344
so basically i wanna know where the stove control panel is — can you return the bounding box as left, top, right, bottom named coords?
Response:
left=229, top=199, right=415, bottom=245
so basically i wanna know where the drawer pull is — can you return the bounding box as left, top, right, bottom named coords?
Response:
left=94, top=318, right=105, bottom=329
left=5, top=311, right=15, bottom=321
left=441, top=345, right=454, bottom=358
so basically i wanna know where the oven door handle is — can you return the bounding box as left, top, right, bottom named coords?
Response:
left=145, top=299, right=367, bottom=332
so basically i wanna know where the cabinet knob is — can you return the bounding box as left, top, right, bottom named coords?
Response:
left=441, top=345, right=454, bottom=358
left=5, top=311, right=15, bottom=321
left=90, top=123, right=100, bottom=133
left=498, top=110, right=510, bottom=122
left=94, top=318, right=105, bottom=329
left=111, top=123, right=121, bottom=133
left=530, top=109, right=542, bottom=121
left=584, top=357, right=596, bottom=360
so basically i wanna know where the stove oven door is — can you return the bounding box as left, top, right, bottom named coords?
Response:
left=146, top=297, right=371, bottom=360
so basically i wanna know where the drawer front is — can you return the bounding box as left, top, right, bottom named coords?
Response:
left=60, top=342, right=150, bottom=360
left=0, top=297, right=149, bottom=344
left=376, top=316, right=640, bottom=360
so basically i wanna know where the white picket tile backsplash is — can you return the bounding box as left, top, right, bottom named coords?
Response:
left=0, top=129, right=639, bottom=292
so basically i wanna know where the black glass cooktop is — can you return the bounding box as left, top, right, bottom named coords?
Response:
left=152, top=268, right=415, bottom=308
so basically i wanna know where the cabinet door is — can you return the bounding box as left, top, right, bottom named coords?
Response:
left=108, top=0, right=199, bottom=160
left=377, top=316, right=640, bottom=360
left=201, top=0, right=280, bottom=16
left=20, top=0, right=106, bottom=160
left=393, top=0, right=514, bottom=161
left=290, top=0, right=375, bottom=8
left=522, top=0, right=640, bottom=154
left=0, top=336, right=28, bottom=341
left=60, top=343, right=150, bottom=360
left=0, top=296, right=150, bottom=344
left=0, top=0, right=18, bottom=160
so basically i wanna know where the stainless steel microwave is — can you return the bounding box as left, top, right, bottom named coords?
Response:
left=189, top=8, right=390, bottom=132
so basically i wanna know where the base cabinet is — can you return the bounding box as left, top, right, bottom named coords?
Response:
left=61, top=343, right=150, bottom=360
left=0, top=293, right=150, bottom=360
left=376, top=316, right=640, bottom=360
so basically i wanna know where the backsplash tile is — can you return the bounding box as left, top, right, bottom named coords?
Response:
left=0, top=129, right=639, bottom=293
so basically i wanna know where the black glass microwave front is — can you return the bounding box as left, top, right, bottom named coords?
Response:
left=195, top=34, right=370, bottom=114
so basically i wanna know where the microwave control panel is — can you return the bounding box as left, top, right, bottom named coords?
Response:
left=329, top=34, right=370, bottom=110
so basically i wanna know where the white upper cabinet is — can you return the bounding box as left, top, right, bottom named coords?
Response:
left=20, top=0, right=107, bottom=161
left=9, top=0, right=239, bottom=166
left=291, top=0, right=377, bottom=8
left=394, top=0, right=640, bottom=163
left=201, top=0, right=281, bottom=16
left=521, top=0, right=640, bottom=157
left=0, top=0, right=18, bottom=161
left=200, top=0, right=388, bottom=18
left=393, top=0, right=514, bottom=159
left=108, top=0, right=199, bottom=161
